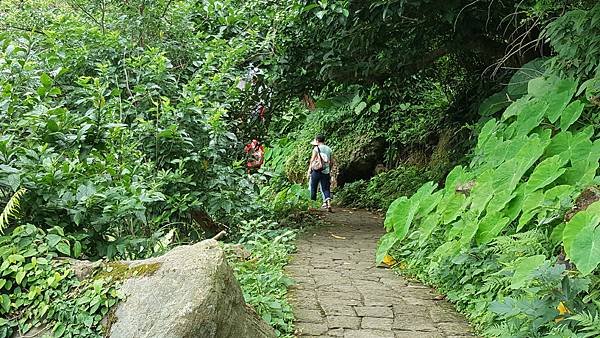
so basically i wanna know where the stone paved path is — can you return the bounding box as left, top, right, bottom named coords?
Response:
left=285, top=209, right=476, bottom=338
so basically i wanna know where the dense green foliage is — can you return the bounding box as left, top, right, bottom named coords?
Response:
left=0, top=0, right=303, bottom=335
left=2, top=0, right=600, bottom=336
left=0, top=224, right=120, bottom=337
left=0, top=0, right=288, bottom=260
left=377, top=67, right=600, bottom=336
left=227, top=219, right=297, bottom=337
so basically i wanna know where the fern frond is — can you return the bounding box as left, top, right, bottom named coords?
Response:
left=569, top=310, right=600, bottom=337
left=0, top=188, right=26, bottom=233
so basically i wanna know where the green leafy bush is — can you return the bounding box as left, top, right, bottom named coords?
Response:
left=227, top=219, right=297, bottom=337
left=0, top=224, right=121, bottom=337
left=0, top=2, right=275, bottom=259
left=377, top=73, right=600, bottom=336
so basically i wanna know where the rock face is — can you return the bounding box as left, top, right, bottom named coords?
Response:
left=336, top=138, right=386, bottom=187
left=108, top=239, right=275, bottom=338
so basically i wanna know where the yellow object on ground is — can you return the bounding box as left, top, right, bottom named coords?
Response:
left=382, top=255, right=396, bottom=266
left=555, top=302, right=571, bottom=323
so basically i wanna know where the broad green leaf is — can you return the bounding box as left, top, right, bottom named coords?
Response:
left=514, top=99, right=547, bottom=136
left=446, top=219, right=465, bottom=240
left=390, top=182, right=437, bottom=238
left=46, top=234, right=62, bottom=248
left=475, top=211, right=511, bottom=245
left=571, top=225, right=600, bottom=275
left=510, top=255, right=546, bottom=289
left=1, top=294, right=10, bottom=312
left=56, top=242, right=71, bottom=256
left=418, top=213, right=440, bottom=245
left=429, top=240, right=460, bottom=260
left=40, top=73, right=53, bottom=87
left=563, top=201, right=600, bottom=259
left=47, top=119, right=59, bottom=132
left=517, top=211, right=536, bottom=232
left=384, top=190, right=423, bottom=243
left=546, top=128, right=594, bottom=163
left=504, top=184, right=526, bottom=222
left=517, top=190, right=544, bottom=230
left=15, top=270, right=25, bottom=284
left=384, top=196, right=407, bottom=231
left=528, top=77, right=549, bottom=98
left=522, top=189, right=543, bottom=213
left=564, top=139, right=600, bottom=187
left=441, top=193, right=468, bottom=224
left=560, top=100, right=585, bottom=131
left=476, top=119, right=498, bottom=150
left=76, top=184, right=96, bottom=202
left=507, top=58, right=547, bottom=98
left=515, top=133, right=551, bottom=174
left=376, top=232, right=399, bottom=264
left=544, top=77, right=578, bottom=123
left=393, top=199, right=419, bottom=241
left=469, top=169, right=495, bottom=215
left=529, top=76, right=577, bottom=123
left=73, top=241, right=82, bottom=258
left=417, top=189, right=442, bottom=217
left=460, top=210, right=479, bottom=246
left=550, top=223, right=566, bottom=246
left=544, top=185, right=574, bottom=201
left=478, top=135, right=508, bottom=168
left=502, top=96, right=531, bottom=121
left=525, top=155, right=568, bottom=192
left=443, top=166, right=468, bottom=192
left=488, top=168, right=519, bottom=207
left=53, top=323, right=66, bottom=337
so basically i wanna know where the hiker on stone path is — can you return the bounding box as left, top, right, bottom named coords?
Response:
left=307, top=134, right=333, bottom=212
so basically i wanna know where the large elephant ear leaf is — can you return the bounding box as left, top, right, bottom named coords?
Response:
left=460, top=210, right=480, bottom=247
left=563, top=138, right=600, bottom=187
left=570, top=225, right=600, bottom=276
left=563, top=201, right=600, bottom=272
left=417, top=189, right=443, bottom=217
left=528, top=77, right=550, bottom=98
left=525, top=155, right=568, bottom=193
left=502, top=96, right=531, bottom=121
left=441, top=193, right=468, bottom=225
left=544, top=77, right=577, bottom=123
left=375, top=232, right=400, bottom=264
left=514, top=99, right=548, bottom=136
left=507, top=58, right=547, bottom=98
left=528, top=76, right=577, bottom=123
left=475, top=211, right=511, bottom=245
left=470, top=169, right=495, bottom=215
left=560, top=100, right=585, bottom=131
left=476, top=119, right=499, bottom=149
left=382, top=181, right=440, bottom=245
left=545, top=131, right=572, bottom=160
left=419, top=213, right=441, bottom=245
left=384, top=196, right=408, bottom=231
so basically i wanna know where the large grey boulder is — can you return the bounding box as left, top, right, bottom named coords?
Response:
left=108, top=239, right=275, bottom=338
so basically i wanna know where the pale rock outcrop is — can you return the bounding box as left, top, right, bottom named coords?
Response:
left=108, top=239, right=275, bottom=338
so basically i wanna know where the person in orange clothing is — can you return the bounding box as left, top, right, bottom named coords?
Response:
left=244, top=139, right=264, bottom=172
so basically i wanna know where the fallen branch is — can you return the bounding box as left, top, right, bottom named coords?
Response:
left=211, top=230, right=227, bottom=241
